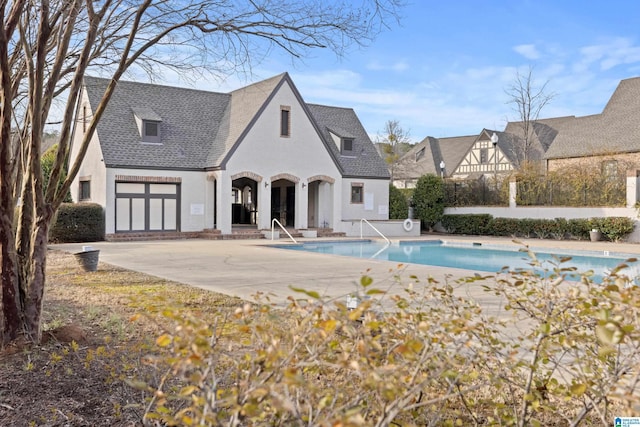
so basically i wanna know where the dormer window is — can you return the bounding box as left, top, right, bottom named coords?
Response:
left=132, top=107, right=162, bottom=144
left=143, top=120, right=160, bottom=143
left=415, top=147, right=425, bottom=162
left=341, top=138, right=354, bottom=154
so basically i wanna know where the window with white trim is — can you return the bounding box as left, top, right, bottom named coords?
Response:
left=79, top=178, right=91, bottom=201
left=350, top=183, right=363, bottom=204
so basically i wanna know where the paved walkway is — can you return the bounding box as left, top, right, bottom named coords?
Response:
left=51, top=235, right=640, bottom=316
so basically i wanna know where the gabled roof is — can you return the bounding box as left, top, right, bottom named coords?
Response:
left=207, top=73, right=285, bottom=167
left=308, top=103, right=389, bottom=178
left=544, top=77, right=640, bottom=159
left=394, top=134, right=476, bottom=179
left=503, top=116, right=575, bottom=162
left=82, top=74, right=387, bottom=178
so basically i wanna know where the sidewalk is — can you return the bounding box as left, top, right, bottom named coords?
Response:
left=52, top=235, right=639, bottom=302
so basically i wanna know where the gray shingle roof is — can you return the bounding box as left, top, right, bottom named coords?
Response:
left=83, top=74, right=387, bottom=179
left=84, top=76, right=229, bottom=169
left=306, top=103, right=390, bottom=178
left=544, top=77, right=640, bottom=159
left=394, top=134, right=476, bottom=179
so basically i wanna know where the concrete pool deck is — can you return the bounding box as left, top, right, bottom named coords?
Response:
left=51, top=235, right=640, bottom=320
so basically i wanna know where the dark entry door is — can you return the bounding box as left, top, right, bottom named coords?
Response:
left=271, top=187, right=281, bottom=223
left=286, top=186, right=295, bottom=226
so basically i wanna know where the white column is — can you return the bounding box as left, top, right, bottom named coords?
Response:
left=217, top=176, right=232, bottom=234
left=626, top=169, right=639, bottom=208
left=296, top=182, right=309, bottom=229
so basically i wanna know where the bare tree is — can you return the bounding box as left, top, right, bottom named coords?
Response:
left=505, top=66, right=555, bottom=167
left=0, top=0, right=404, bottom=346
left=377, top=119, right=412, bottom=181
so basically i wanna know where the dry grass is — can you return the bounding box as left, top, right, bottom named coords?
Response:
left=0, top=249, right=245, bottom=427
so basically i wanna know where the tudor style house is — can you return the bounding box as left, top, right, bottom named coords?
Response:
left=393, top=76, right=640, bottom=188
left=69, top=73, right=390, bottom=238
left=392, top=130, right=515, bottom=188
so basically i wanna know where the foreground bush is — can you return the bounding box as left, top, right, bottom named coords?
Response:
left=134, top=252, right=640, bottom=426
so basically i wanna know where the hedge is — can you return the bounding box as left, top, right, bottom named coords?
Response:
left=439, top=214, right=636, bottom=241
left=49, top=203, right=105, bottom=243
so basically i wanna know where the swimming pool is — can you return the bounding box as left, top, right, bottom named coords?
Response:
left=273, top=240, right=640, bottom=283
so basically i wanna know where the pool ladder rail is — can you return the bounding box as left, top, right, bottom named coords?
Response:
left=271, top=218, right=298, bottom=244
left=360, top=218, right=390, bottom=244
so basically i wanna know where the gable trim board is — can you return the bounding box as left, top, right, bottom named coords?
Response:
left=70, top=73, right=389, bottom=236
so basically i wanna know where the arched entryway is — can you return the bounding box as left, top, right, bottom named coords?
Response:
left=231, top=172, right=262, bottom=225
left=269, top=173, right=299, bottom=227
left=307, top=175, right=335, bottom=229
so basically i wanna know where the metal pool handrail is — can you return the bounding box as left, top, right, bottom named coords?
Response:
left=271, top=218, right=298, bottom=244
left=360, top=218, right=390, bottom=244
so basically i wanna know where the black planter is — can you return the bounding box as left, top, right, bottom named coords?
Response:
left=74, top=250, right=100, bottom=272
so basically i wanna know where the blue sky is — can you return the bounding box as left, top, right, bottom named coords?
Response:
left=183, top=1, right=640, bottom=143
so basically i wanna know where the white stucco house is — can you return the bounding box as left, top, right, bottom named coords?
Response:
left=69, top=73, right=394, bottom=239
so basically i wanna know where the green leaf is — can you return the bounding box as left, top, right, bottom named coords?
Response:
left=289, top=286, right=321, bottom=299
left=360, top=275, right=374, bottom=287
left=570, top=383, right=587, bottom=396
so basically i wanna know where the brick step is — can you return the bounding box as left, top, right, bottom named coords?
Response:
left=106, top=228, right=345, bottom=242
left=106, top=231, right=199, bottom=242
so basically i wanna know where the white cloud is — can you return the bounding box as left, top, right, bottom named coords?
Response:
left=579, top=37, right=640, bottom=71
left=366, top=59, right=410, bottom=72
left=514, top=44, right=541, bottom=60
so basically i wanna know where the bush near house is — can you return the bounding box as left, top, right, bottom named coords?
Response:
left=49, top=203, right=105, bottom=243
left=440, top=214, right=635, bottom=241
left=388, top=184, right=409, bottom=219
left=41, top=143, right=72, bottom=203
left=412, top=174, right=444, bottom=231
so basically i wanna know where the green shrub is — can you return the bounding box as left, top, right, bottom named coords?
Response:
left=566, top=218, right=591, bottom=240
left=388, top=184, right=408, bottom=219
left=441, top=214, right=492, bottom=235
left=49, top=202, right=105, bottom=243
left=489, top=217, right=520, bottom=237
left=412, top=174, right=444, bottom=231
left=593, top=216, right=636, bottom=241
left=530, top=218, right=561, bottom=239
left=439, top=216, right=634, bottom=241
left=41, top=144, right=72, bottom=202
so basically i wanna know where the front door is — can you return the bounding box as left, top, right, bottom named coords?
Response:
left=286, top=185, right=295, bottom=226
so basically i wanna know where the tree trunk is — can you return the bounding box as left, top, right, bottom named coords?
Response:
left=22, top=221, right=49, bottom=343
left=0, top=216, right=23, bottom=346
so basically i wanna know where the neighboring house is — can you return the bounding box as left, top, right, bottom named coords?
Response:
left=393, top=130, right=514, bottom=187
left=544, top=77, right=640, bottom=173
left=69, top=73, right=390, bottom=237
left=394, top=77, right=640, bottom=187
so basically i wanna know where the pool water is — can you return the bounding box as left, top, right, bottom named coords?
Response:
left=274, top=240, right=640, bottom=283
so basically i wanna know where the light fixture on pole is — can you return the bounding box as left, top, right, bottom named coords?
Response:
left=439, top=160, right=445, bottom=178
left=490, top=132, right=499, bottom=185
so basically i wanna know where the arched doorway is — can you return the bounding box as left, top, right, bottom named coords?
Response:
left=307, top=175, right=335, bottom=229
left=270, top=178, right=296, bottom=226
left=231, top=176, right=258, bottom=225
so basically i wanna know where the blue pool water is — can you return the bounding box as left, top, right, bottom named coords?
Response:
left=274, top=240, right=640, bottom=283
